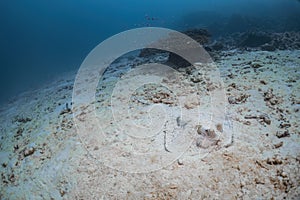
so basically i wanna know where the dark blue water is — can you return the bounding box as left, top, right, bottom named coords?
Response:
left=0, top=0, right=299, bottom=104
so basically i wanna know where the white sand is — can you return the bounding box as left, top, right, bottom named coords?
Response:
left=0, top=50, right=299, bottom=199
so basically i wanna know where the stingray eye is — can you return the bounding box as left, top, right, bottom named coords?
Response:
left=206, top=129, right=216, bottom=139
left=197, top=126, right=217, bottom=139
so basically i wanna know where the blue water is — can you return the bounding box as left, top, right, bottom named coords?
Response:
left=0, top=0, right=299, bottom=104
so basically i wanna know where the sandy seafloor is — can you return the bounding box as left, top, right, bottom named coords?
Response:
left=0, top=49, right=299, bottom=199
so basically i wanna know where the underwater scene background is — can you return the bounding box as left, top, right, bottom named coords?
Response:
left=0, top=0, right=300, bottom=199
left=0, top=0, right=300, bottom=104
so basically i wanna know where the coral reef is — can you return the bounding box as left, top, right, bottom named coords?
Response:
left=139, top=28, right=211, bottom=68
left=211, top=31, right=300, bottom=52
